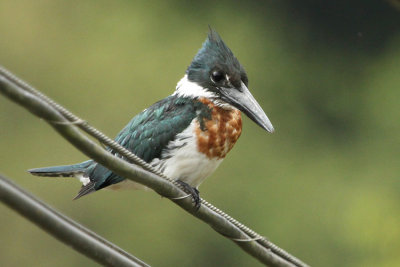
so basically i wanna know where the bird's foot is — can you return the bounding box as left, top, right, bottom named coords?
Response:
left=175, top=180, right=201, bottom=210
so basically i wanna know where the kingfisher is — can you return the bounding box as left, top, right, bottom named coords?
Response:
left=29, top=29, right=274, bottom=208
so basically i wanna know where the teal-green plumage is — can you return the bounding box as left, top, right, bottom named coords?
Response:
left=113, top=95, right=211, bottom=163
left=83, top=95, right=213, bottom=194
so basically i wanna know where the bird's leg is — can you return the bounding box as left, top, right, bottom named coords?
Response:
left=176, top=180, right=201, bottom=210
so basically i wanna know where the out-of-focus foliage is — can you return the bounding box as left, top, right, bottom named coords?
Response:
left=1, top=1, right=399, bottom=266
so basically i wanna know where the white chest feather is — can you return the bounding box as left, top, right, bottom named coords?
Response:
left=150, top=119, right=223, bottom=188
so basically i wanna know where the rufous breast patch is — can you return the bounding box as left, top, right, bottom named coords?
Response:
left=195, top=98, right=242, bottom=159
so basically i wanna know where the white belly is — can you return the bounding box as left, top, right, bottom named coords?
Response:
left=150, top=120, right=222, bottom=188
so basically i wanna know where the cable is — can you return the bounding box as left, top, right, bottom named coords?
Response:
left=0, top=66, right=309, bottom=267
left=0, top=174, right=149, bottom=267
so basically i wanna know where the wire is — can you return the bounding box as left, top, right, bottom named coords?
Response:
left=0, top=174, right=149, bottom=267
left=0, top=66, right=309, bottom=267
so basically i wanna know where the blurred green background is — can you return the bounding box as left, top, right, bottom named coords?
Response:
left=1, top=1, right=400, bottom=266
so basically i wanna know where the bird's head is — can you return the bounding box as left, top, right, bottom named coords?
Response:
left=175, top=28, right=274, bottom=133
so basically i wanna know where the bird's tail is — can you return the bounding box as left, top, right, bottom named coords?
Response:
left=28, top=160, right=93, bottom=177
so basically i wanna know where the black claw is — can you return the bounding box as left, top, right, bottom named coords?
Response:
left=176, top=180, right=201, bottom=210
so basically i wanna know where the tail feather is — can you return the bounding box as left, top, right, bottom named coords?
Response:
left=73, top=182, right=96, bottom=200
left=29, top=160, right=100, bottom=199
left=28, top=160, right=93, bottom=177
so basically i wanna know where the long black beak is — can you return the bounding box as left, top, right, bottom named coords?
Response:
left=219, top=82, right=274, bottom=133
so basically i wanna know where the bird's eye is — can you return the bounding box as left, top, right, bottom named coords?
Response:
left=210, top=71, right=224, bottom=83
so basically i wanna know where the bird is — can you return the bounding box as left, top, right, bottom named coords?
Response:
left=29, top=28, right=274, bottom=208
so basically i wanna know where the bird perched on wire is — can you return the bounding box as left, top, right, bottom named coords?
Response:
left=29, top=28, right=274, bottom=208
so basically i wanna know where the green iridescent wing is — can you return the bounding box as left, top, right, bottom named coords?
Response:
left=86, top=95, right=210, bottom=191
